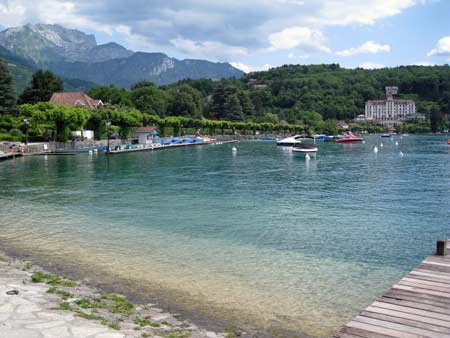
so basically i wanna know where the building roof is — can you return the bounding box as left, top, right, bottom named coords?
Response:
left=49, top=92, right=103, bottom=109
left=136, top=126, right=160, bottom=134
left=366, top=99, right=415, bottom=105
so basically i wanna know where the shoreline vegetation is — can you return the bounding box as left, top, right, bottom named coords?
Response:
left=0, top=250, right=243, bottom=338
left=2, top=63, right=450, bottom=144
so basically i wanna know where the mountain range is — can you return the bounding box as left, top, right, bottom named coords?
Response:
left=0, top=23, right=244, bottom=93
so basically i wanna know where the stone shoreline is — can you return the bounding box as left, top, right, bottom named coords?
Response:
left=0, top=252, right=238, bottom=338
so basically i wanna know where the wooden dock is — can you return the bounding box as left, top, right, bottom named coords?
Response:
left=334, top=239, right=450, bottom=338
left=107, top=140, right=238, bottom=155
left=0, top=152, right=23, bottom=161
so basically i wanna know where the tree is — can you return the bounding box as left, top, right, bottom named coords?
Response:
left=238, top=91, right=254, bottom=116
left=223, top=94, right=244, bottom=121
left=167, top=84, right=203, bottom=118
left=19, top=70, right=63, bottom=104
left=430, top=106, right=442, bottom=133
left=88, top=85, right=132, bottom=106
left=130, top=83, right=167, bottom=116
left=0, top=58, right=16, bottom=115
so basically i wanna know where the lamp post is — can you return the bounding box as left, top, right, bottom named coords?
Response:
left=106, top=121, right=111, bottom=153
left=23, top=118, right=29, bottom=145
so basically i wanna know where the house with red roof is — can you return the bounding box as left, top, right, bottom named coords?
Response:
left=49, top=92, right=103, bottom=109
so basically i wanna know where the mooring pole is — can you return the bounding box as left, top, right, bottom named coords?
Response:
left=436, top=240, right=447, bottom=256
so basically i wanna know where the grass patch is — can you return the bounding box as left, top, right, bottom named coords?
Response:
left=150, top=322, right=161, bottom=328
left=56, top=302, right=72, bottom=311
left=134, top=316, right=151, bottom=327
left=101, top=294, right=134, bottom=316
left=161, top=320, right=171, bottom=326
left=108, top=321, right=121, bottom=330
left=31, top=272, right=77, bottom=287
left=141, top=334, right=150, bottom=338
left=47, top=287, right=73, bottom=300
left=162, top=329, right=192, bottom=338
left=75, top=310, right=102, bottom=321
left=74, top=298, right=97, bottom=309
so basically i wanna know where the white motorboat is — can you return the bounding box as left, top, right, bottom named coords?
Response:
left=276, top=135, right=306, bottom=146
left=292, top=143, right=318, bottom=153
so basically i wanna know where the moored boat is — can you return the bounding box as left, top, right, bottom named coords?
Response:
left=336, top=132, right=363, bottom=143
left=292, top=143, right=318, bottom=153
left=276, top=135, right=304, bottom=146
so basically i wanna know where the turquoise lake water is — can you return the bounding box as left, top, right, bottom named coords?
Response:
left=1, top=135, right=450, bottom=337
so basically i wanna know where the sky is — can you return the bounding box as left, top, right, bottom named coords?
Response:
left=0, top=0, right=449, bottom=72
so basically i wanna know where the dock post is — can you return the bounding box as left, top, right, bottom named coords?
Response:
left=436, top=240, right=447, bottom=256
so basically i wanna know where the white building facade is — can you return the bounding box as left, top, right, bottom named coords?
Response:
left=365, top=87, right=419, bottom=124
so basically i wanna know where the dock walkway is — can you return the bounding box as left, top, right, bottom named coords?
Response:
left=334, top=239, right=450, bottom=338
left=0, top=152, right=23, bottom=161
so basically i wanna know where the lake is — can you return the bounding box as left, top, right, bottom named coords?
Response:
left=1, top=135, right=449, bottom=337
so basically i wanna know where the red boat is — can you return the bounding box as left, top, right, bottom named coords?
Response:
left=336, top=131, right=363, bottom=143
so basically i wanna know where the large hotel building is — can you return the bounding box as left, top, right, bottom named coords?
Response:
left=365, top=87, right=419, bottom=124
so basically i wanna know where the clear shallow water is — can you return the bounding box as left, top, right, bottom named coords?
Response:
left=1, top=135, right=450, bottom=337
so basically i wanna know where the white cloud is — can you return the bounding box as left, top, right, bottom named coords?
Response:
left=336, top=40, right=390, bottom=57
left=0, top=0, right=114, bottom=35
left=359, top=62, right=385, bottom=69
left=288, top=52, right=309, bottom=59
left=268, top=26, right=330, bottom=53
left=230, top=62, right=273, bottom=73
left=170, top=38, right=248, bottom=61
left=309, top=0, right=422, bottom=26
left=427, top=36, right=450, bottom=56
left=230, top=62, right=252, bottom=73
left=413, top=61, right=435, bottom=66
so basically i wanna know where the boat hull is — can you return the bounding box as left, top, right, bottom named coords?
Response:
left=292, top=147, right=317, bottom=153
left=336, top=138, right=362, bottom=143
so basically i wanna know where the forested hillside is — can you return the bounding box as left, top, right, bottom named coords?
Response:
left=241, top=64, right=450, bottom=121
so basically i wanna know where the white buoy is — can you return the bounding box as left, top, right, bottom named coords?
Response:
left=373, top=146, right=379, bottom=153
left=305, top=153, right=310, bottom=160
left=399, top=151, right=404, bottom=158
left=362, top=140, right=366, bottom=144
left=380, top=142, right=384, bottom=147
left=232, top=146, right=237, bottom=153
left=395, top=141, right=399, bottom=146
left=88, top=150, right=93, bottom=154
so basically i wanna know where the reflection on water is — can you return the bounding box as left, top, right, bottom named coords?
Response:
left=1, top=135, right=450, bottom=337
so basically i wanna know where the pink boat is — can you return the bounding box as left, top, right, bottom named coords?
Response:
left=336, top=131, right=363, bottom=143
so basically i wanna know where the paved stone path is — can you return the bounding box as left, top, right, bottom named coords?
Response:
left=0, top=261, right=130, bottom=338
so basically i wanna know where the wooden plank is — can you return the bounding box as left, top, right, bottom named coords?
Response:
left=423, top=260, right=450, bottom=268
left=370, top=302, right=450, bottom=321
left=402, top=277, right=450, bottom=288
left=414, top=268, right=450, bottom=277
left=392, top=285, right=450, bottom=299
left=379, top=297, right=450, bottom=316
left=407, top=272, right=450, bottom=285
left=342, top=326, right=400, bottom=338
left=383, top=290, right=450, bottom=307
left=426, top=256, right=450, bottom=263
left=384, top=287, right=450, bottom=302
left=353, top=316, right=450, bottom=338
left=361, top=311, right=450, bottom=334
left=398, top=280, right=450, bottom=293
left=365, top=306, right=450, bottom=328
left=346, top=320, right=428, bottom=338
left=418, top=264, right=450, bottom=274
